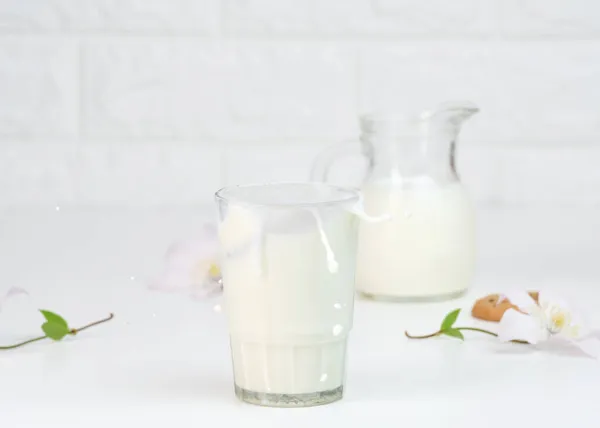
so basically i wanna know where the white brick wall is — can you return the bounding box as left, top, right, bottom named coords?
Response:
left=0, top=37, right=78, bottom=139
left=82, top=40, right=356, bottom=140
left=359, top=41, right=600, bottom=144
left=0, top=0, right=220, bottom=33
left=0, top=1, right=599, bottom=206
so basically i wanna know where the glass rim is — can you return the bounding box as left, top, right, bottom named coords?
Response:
left=214, top=182, right=360, bottom=208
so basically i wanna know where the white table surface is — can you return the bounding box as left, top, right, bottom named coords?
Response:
left=0, top=205, right=599, bottom=427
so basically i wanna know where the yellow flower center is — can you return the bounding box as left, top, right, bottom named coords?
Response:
left=190, top=260, right=220, bottom=283
left=208, top=262, right=221, bottom=278
left=546, top=307, right=571, bottom=334
left=552, top=312, right=566, bottom=330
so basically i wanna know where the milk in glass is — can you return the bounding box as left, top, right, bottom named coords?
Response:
left=217, top=186, right=358, bottom=407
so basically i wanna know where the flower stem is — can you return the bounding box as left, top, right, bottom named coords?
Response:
left=70, top=313, right=114, bottom=335
left=456, top=327, right=498, bottom=337
left=0, top=313, right=115, bottom=350
left=0, top=335, right=47, bottom=350
left=404, top=330, right=443, bottom=339
left=404, top=326, right=498, bottom=339
left=405, top=326, right=529, bottom=344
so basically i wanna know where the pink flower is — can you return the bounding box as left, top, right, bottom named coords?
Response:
left=149, top=224, right=222, bottom=300
left=0, top=287, right=28, bottom=312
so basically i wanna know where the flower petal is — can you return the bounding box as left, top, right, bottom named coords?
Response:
left=536, top=292, right=591, bottom=338
left=149, top=223, right=223, bottom=300
left=189, top=277, right=223, bottom=300
left=536, top=291, right=575, bottom=313
left=570, top=336, right=600, bottom=359
left=164, top=223, right=218, bottom=263
left=498, top=290, right=538, bottom=312
left=201, top=223, right=218, bottom=238
left=0, top=287, right=28, bottom=312
left=4, top=287, right=28, bottom=299
left=165, top=239, right=218, bottom=268
left=498, top=308, right=546, bottom=344
left=149, top=260, right=223, bottom=299
left=148, top=270, right=194, bottom=292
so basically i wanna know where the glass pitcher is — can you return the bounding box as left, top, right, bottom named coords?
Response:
left=311, top=101, right=479, bottom=302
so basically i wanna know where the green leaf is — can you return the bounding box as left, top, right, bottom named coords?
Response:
left=39, top=310, right=70, bottom=341
left=42, top=322, right=70, bottom=341
left=440, top=308, right=461, bottom=331
left=40, top=310, right=69, bottom=329
left=442, top=328, right=465, bottom=341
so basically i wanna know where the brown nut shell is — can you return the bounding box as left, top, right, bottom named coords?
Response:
left=471, top=291, right=539, bottom=322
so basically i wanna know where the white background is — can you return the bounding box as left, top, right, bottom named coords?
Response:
left=0, top=0, right=599, bottom=206
left=1, top=3, right=600, bottom=425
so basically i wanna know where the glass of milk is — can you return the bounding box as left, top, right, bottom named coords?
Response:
left=215, top=183, right=360, bottom=407
left=311, top=101, right=479, bottom=302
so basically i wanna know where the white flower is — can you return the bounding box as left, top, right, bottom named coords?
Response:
left=497, top=290, right=600, bottom=358
left=149, top=224, right=222, bottom=299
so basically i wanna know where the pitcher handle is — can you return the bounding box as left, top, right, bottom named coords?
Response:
left=310, top=139, right=366, bottom=182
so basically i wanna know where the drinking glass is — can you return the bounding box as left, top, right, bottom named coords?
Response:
left=215, top=182, right=360, bottom=407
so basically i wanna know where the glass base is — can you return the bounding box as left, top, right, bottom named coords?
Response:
left=234, top=384, right=343, bottom=408
left=359, top=288, right=467, bottom=303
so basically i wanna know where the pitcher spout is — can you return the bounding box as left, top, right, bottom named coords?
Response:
left=427, top=100, right=479, bottom=128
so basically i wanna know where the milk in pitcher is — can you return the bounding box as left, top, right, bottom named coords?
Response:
left=356, top=181, right=475, bottom=299
left=310, top=102, right=480, bottom=301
